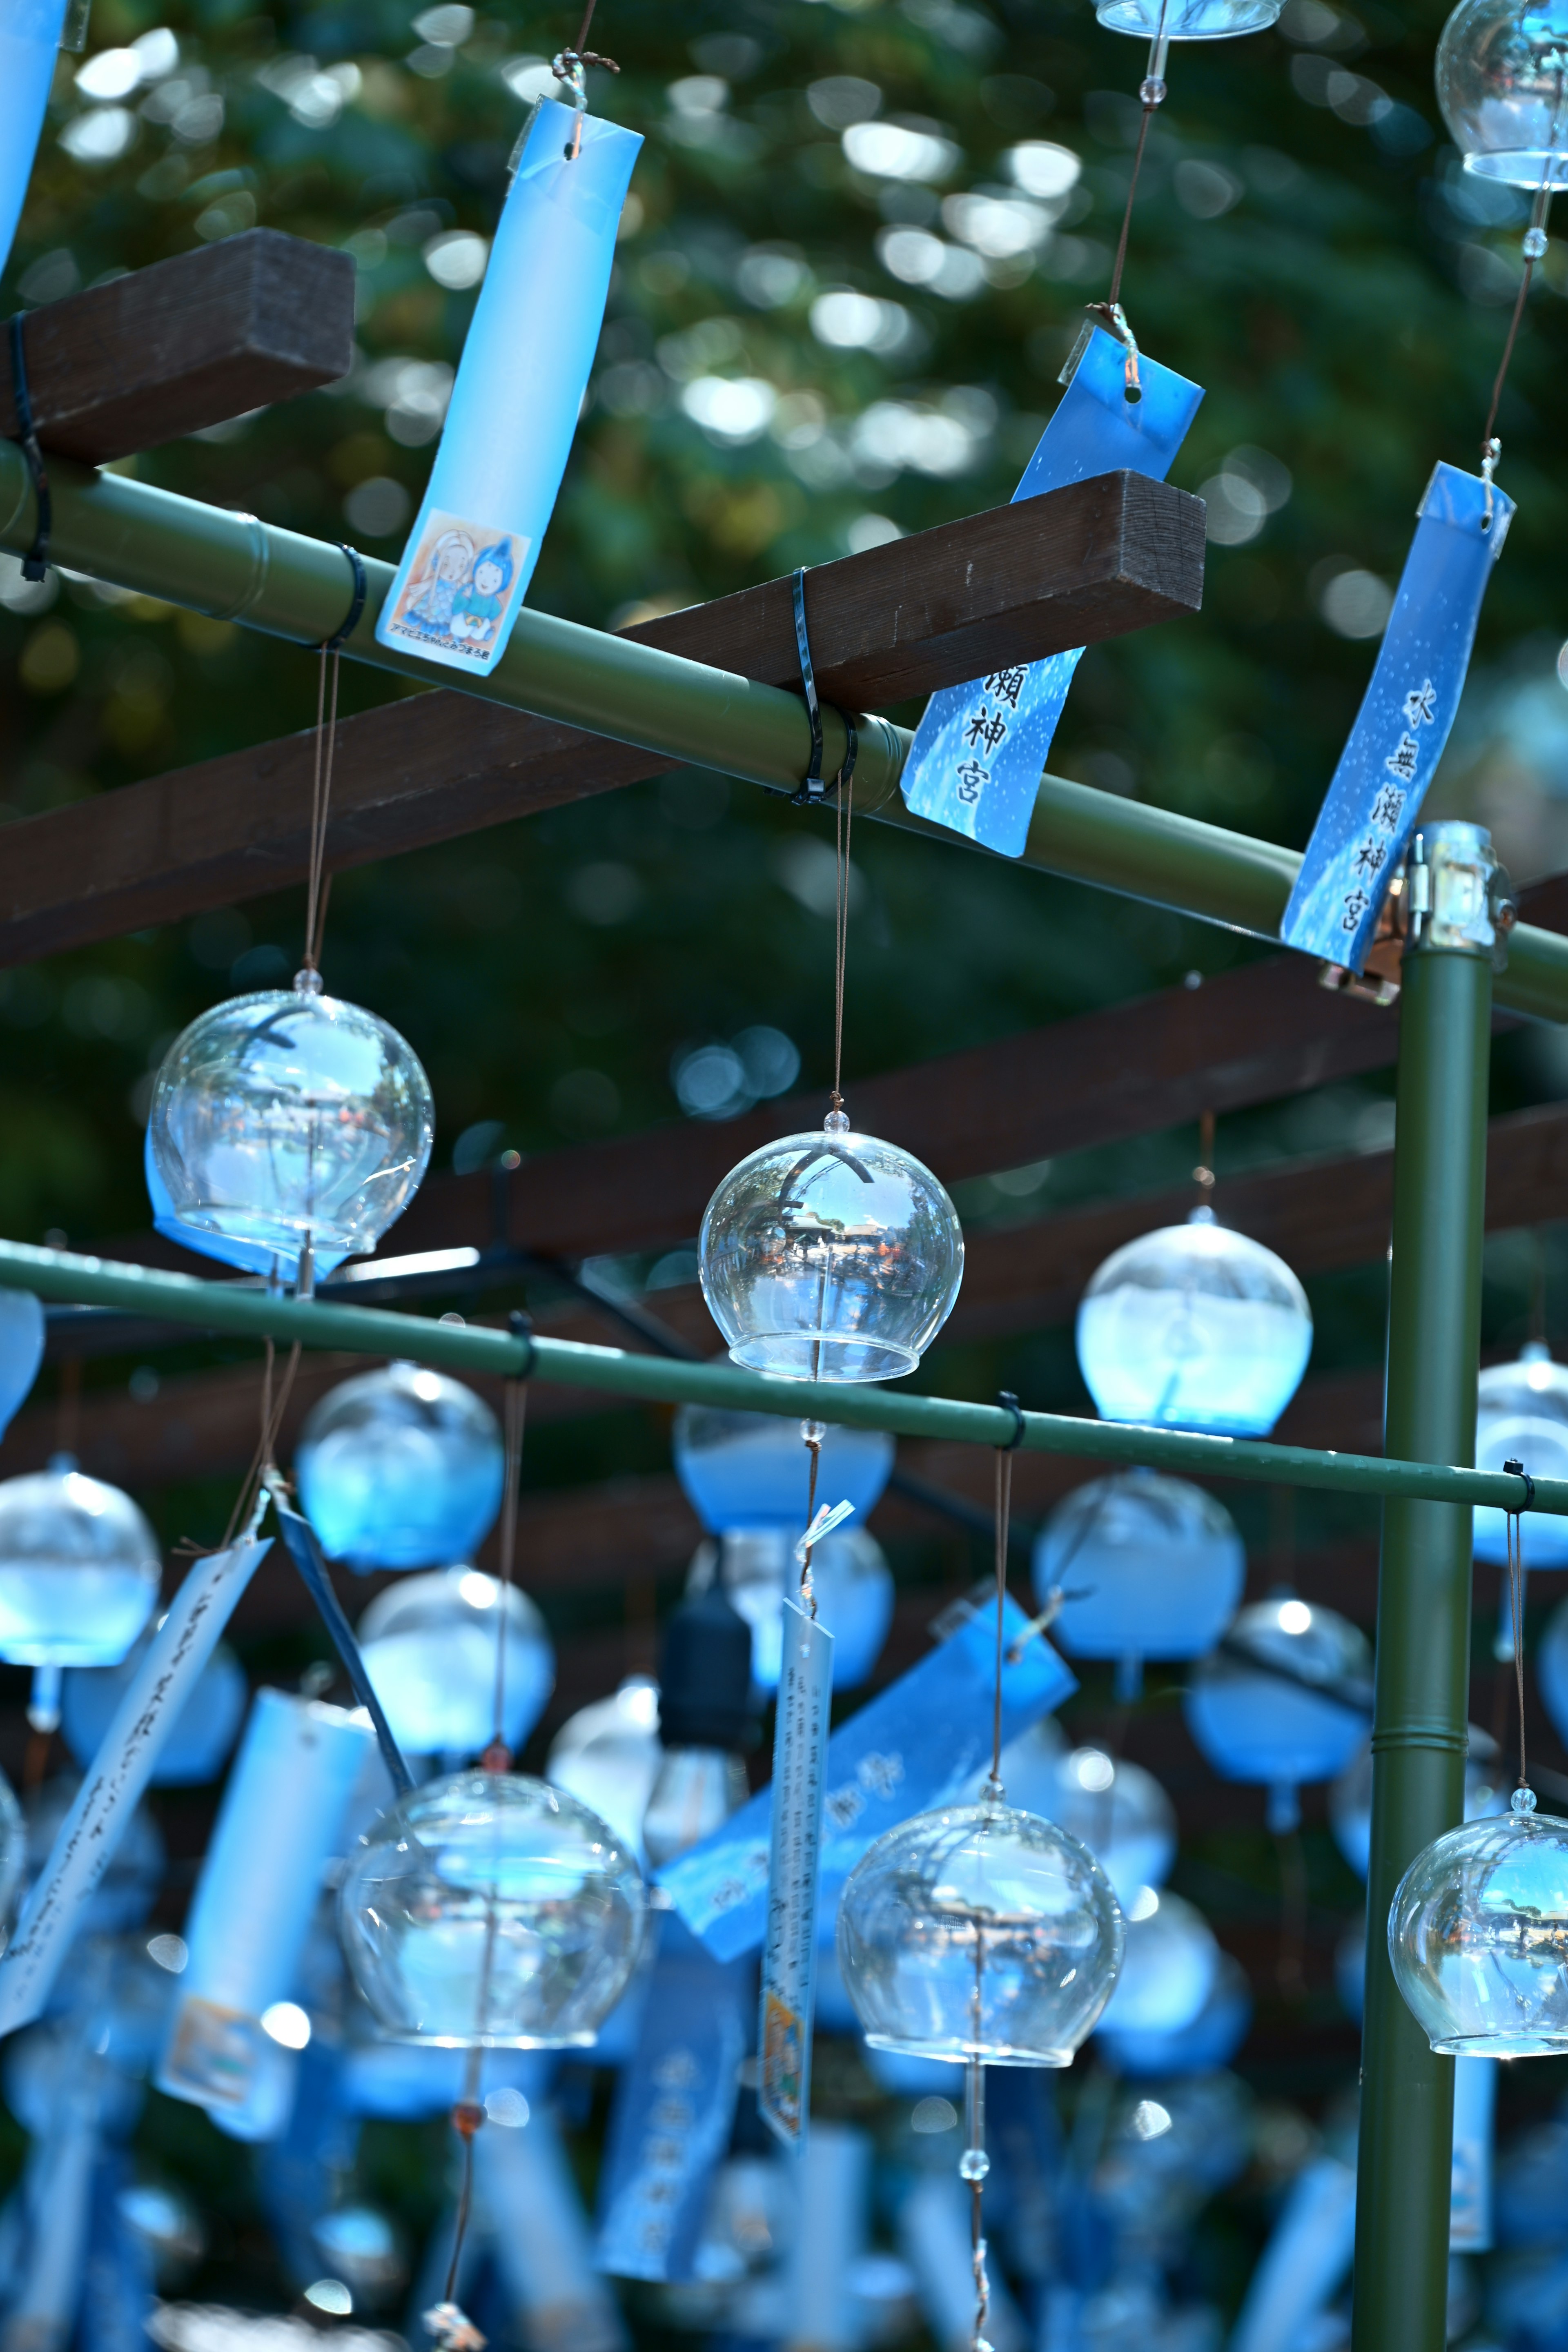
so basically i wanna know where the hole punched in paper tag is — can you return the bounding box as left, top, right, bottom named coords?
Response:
left=760, top=1597, right=833, bottom=2151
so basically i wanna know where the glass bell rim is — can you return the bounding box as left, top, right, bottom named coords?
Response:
left=369, top=2027, right=604, bottom=2050
left=863, top=2030, right=1076, bottom=2068
left=1428, top=2028, right=1568, bottom=2058
left=726, top=1334, right=920, bottom=1383
left=1093, top=0, right=1282, bottom=30
left=1460, top=148, right=1568, bottom=186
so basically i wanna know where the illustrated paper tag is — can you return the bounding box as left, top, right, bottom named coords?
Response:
left=374, top=96, right=641, bottom=679
left=595, top=1915, right=753, bottom=2282
left=1280, top=462, right=1514, bottom=971
left=660, top=1595, right=1075, bottom=1962
left=898, top=326, right=1204, bottom=858
left=760, top=1599, right=833, bottom=2150
left=0, top=1538, right=268, bottom=2036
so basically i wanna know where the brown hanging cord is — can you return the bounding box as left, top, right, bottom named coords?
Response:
left=1477, top=129, right=1558, bottom=524
left=555, top=0, right=620, bottom=161
left=987, top=1394, right=1025, bottom=1797
left=302, top=647, right=340, bottom=976
left=1504, top=1456, right=1534, bottom=1794
left=221, top=1338, right=302, bottom=1551
left=799, top=1421, right=824, bottom=1618
left=484, top=1368, right=529, bottom=1771
left=829, top=769, right=855, bottom=1123
left=1085, top=1, right=1169, bottom=399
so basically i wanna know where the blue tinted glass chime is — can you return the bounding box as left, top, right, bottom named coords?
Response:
left=296, top=1361, right=505, bottom=1571
left=357, top=1567, right=555, bottom=1758
left=1076, top=1212, right=1312, bottom=1437
left=1094, top=0, right=1283, bottom=36
left=62, top=1632, right=247, bottom=1786
left=147, top=976, right=434, bottom=1282
left=1473, top=1344, right=1568, bottom=1566
left=1034, top=1470, right=1244, bottom=1683
left=693, top=1526, right=895, bottom=1692
left=1095, top=1886, right=1219, bottom=2038
left=673, top=1398, right=895, bottom=1532
left=547, top=1677, right=664, bottom=1863
left=0, top=1290, right=43, bottom=1441
left=1015, top=1744, right=1178, bottom=1910
left=0, top=1457, right=161, bottom=1742
left=1184, top=1594, right=1371, bottom=1830
left=699, top=1121, right=964, bottom=1383
left=1331, top=1734, right=1507, bottom=1881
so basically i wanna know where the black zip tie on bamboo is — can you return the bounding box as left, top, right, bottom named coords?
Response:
left=7, top=314, right=51, bottom=582
left=323, top=541, right=368, bottom=651
left=267, top=1490, right=417, bottom=1800
left=789, top=567, right=858, bottom=808
left=997, top=1389, right=1027, bottom=1451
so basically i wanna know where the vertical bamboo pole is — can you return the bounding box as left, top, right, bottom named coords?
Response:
left=1352, top=833, right=1495, bottom=2352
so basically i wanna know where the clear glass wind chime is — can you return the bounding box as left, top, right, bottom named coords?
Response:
left=837, top=1438, right=1125, bottom=2350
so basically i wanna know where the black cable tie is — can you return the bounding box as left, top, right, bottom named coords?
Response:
left=997, top=1389, right=1027, bottom=1450
left=322, top=541, right=367, bottom=650
left=507, top=1306, right=535, bottom=1377
left=1504, top=1455, right=1536, bottom=1511
left=8, top=314, right=51, bottom=584
left=792, top=566, right=825, bottom=800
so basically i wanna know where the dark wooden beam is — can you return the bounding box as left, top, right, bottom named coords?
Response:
left=0, top=231, right=354, bottom=464
left=0, top=473, right=1203, bottom=964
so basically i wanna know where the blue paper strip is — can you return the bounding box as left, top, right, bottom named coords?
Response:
left=376, top=96, right=641, bottom=679
left=0, top=0, right=69, bottom=287
left=898, top=327, right=1204, bottom=858
left=1279, top=462, right=1515, bottom=971
left=594, top=1914, right=753, bottom=2283
left=659, top=1597, right=1075, bottom=1962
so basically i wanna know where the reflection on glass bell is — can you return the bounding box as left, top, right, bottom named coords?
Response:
left=296, top=1362, right=505, bottom=1571
left=1033, top=1471, right=1244, bottom=1697
left=699, top=1119, right=964, bottom=1382
left=62, top=1630, right=247, bottom=1786
left=548, top=1676, right=664, bottom=1862
left=0, top=1458, right=162, bottom=1734
left=1474, top=1344, right=1568, bottom=1566
left=673, top=1396, right=895, bottom=1532
left=339, top=1770, right=646, bottom=2046
left=357, top=1568, right=555, bottom=1758
left=147, top=976, right=434, bottom=1282
left=144, top=1128, right=348, bottom=1285
left=1437, top=0, right=1568, bottom=186
left=836, top=1798, right=1124, bottom=2064
left=0, top=1289, right=43, bottom=1441
left=1076, top=1210, right=1312, bottom=1437
left=1390, top=1788, right=1568, bottom=2054
left=1094, top=0, right=1281, bottom=38
left=1330, top=1732, right=1507, bottom=1881
left=1095, top=1885, right=1219, bottom=2037
left=1099, top=1947, right=1253, bottom=2078
left=688, top=1525, right=895, bottom=1691
left=1027, top=1745, right=1178, bottom=1911
left=1184, top=1592, right=1371, bottom=1831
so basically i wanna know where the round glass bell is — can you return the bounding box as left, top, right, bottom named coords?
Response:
left=673, top=1396, right=895, bottom=1532
left=339, top=1769, right=646, bottom=2046
left=0, top=1288, right=43, bottom=1441
left=1076, top=1210, right=1312, bottom=1437
left=1094, top=0, right=1281, bottom=36
left=0, top=1457, right=161, bottom=1685
left=835, top=1798, right=1124, bottom=2065
left=1184, top=1592, right=1371, bottom=1830
left=547, top=1676, right=663, bottom=1861
left=688, top=1525, right=895, bottom=1691
left=698, top=1120, right=964, bottom=1382
left=1436, top=0, right=1568, bottom=186
left=1027, top=1745, right=1178, bottom=1910
left=357, top=1568, right=555, bottom=1759
left=144, top=1129, right=351, bottom=1286
left=147, top=977, right=434, bottom=1281
left=1389, top=1789, right=1568, bottom=2054
left=62, top=1631, right=246, bottom=1786
left=1095, top=1885, right=1219, bottom=2037
left=1033, top=1471, right=1244, bottom=1693
left=295, top=1362, right=505, bottom=1571
left=1330, top=1732, right=1507, bottom=1881
left=1473, top=1344, right=1568, bottom=1566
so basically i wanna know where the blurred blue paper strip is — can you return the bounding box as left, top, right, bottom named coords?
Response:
left=0, top=0, right=69, bottom=284
left=375, top=96, right=641, bottom=679
left=659, top=1597, right=1075, bottom=1962
left=898, top=327, right=1204, bottom=858
left=595, top=1915, right=752, bottom=2283
left=1280, top=461, right=1514, bottom=971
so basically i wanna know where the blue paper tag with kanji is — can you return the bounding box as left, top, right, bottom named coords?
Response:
left=658, top=1596, right=1075, bottom=1963
left=594, top=1914, right=753, bottom=2282
left=1280, top=462, right=1514, bottom=971
left=898, top=327, right=1204, bottom=858
left=759, top=1599, right=832, bottom=2152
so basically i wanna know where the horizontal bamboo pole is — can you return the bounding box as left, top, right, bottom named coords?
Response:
left=1, top=1239, right=1561, bottom=1518
left=3, top=445, right=1562, bottom=1018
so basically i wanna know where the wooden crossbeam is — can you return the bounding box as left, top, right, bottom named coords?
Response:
left=0, top=473, right=1202, bottom=963
left=0, top=232, right=354, bottom=465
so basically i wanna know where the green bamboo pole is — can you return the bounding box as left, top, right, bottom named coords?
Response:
left=1352, top=900, right=1493, bottom=2350
left=2, top=1239, right=1561, bottom=1519
left=2, top=442, right=1564, bottom=1018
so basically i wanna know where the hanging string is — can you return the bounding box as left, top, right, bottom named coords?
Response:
left=1503, top=1456, right=1534, bottom=1796
left=485, top=1371, right=529, bottom=1770
left=302, top=646, right=341, bottom=978
left=1477, top=96, right=1559, bottom=524
left=554, top=0, right=620, bottom=162
left=226, top=1337, right=302, bottom=1550
left=963, top=2047, right=992, bottom=2352
left=987, top=1432, right=1017, bottom=1800
left=829, top=768, right=855, bottom=1124
left=799, top=1418, right=824, bottom=1618
left=1087, top=0, right=1170, bottom=396
left=1193, top=1107, right=1216, bottom=1200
